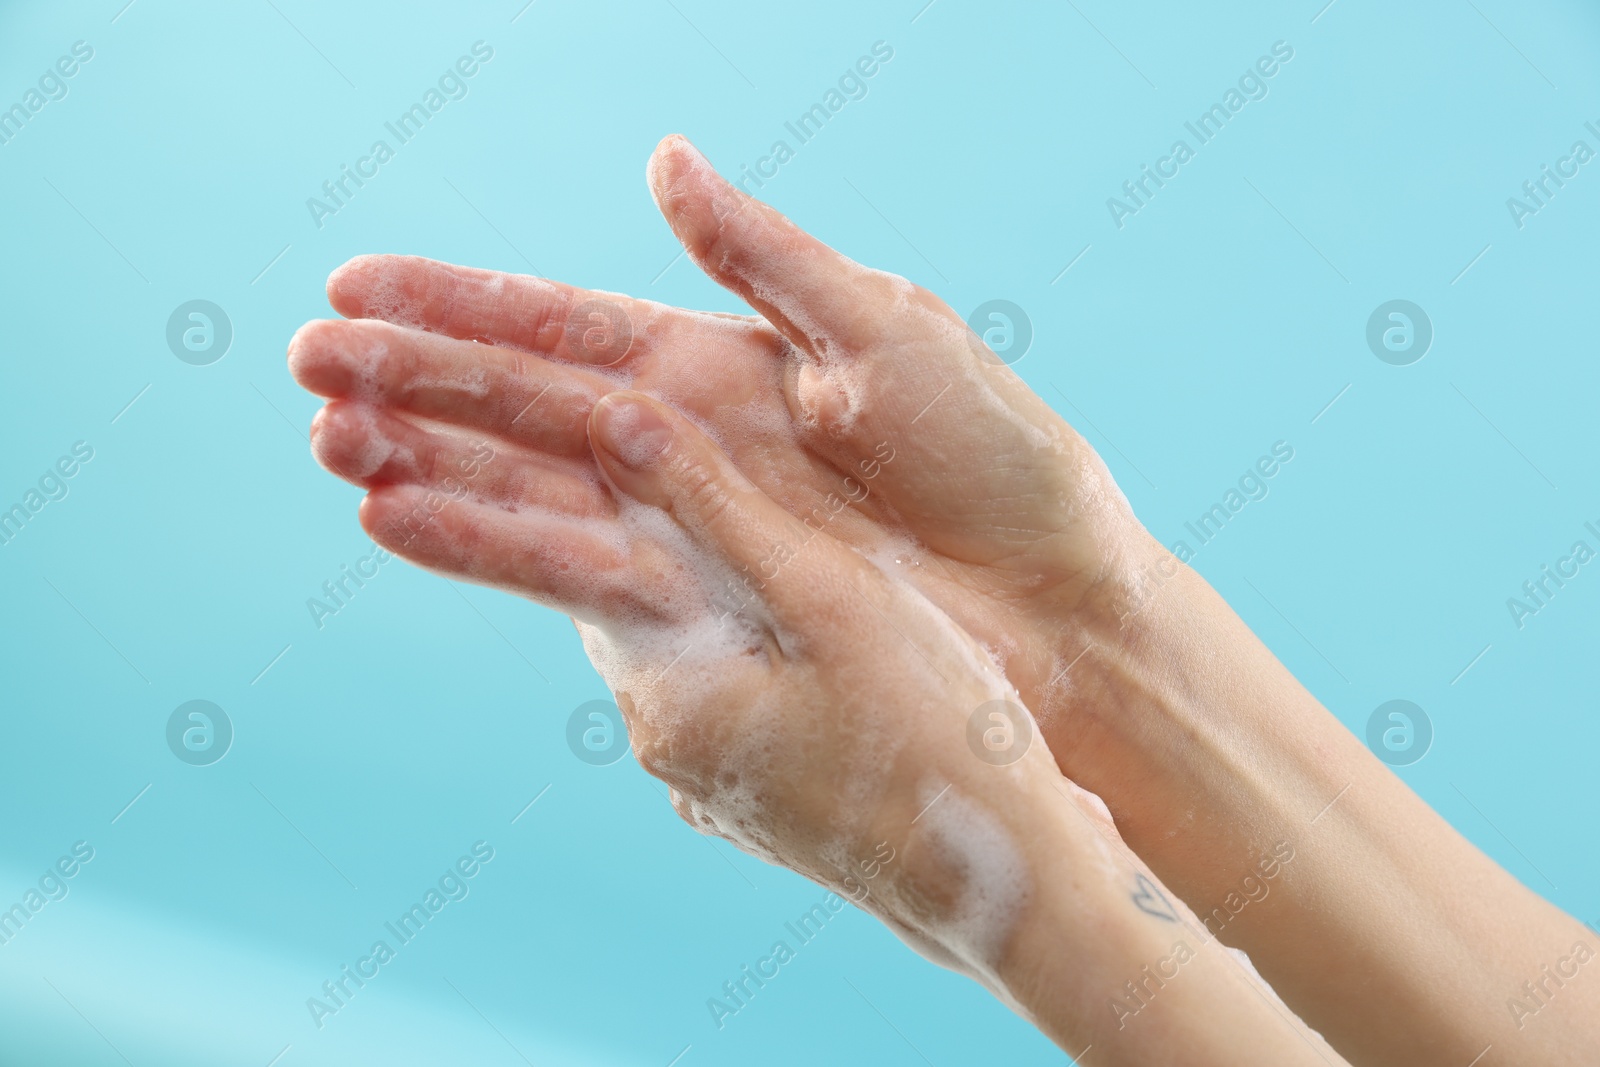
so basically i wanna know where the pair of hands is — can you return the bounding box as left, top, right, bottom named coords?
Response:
left=289, top=136, right=1329, bottom=1061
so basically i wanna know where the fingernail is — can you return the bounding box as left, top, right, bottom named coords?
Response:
left=593, top=394, right=673, bottom=469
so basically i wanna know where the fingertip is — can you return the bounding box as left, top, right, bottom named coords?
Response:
left=306, top=398, right=356, bottom=473
left=643, top=136, right=886, bottom=353
left=646, top=135, right=735, bottom=257
left=646, top=133, right=700, bottom=196
left=309, top=399, right=399, bottom=483
left=286, top=319, right=328, bottom=382
left=327, top=255, right=381, bottom=313
left=589, top=391, right=676, bottom=473
left=286, top=319, right=354, bottom=395
left=307, top=399, right=333, bottom=443
left=648, top=132, right=685, bottom=170
left=327, top=253, right=425, bottom=319
left=359, top=484, right=421, bottom=553
left=356, top=487, right=383, bottom=536
left=362, top=480, right=451, bottom=545
left=358, top=482, right=407, bottom=531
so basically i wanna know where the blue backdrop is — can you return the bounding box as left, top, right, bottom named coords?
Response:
left=1, top=1, right=1597, bottom=1063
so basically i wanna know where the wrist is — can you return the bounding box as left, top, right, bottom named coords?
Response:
left=966, top=777, right=1346, bottom=1066
left=1028, top=532, right=1343, bottom=872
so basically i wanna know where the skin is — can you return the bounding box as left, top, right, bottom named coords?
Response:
left=289, top=135, right=1600, bottom=1065
left=291, top=376, right=1344, bottom=1064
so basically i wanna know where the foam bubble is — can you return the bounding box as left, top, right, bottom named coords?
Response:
left=348, top=272, right=431, bottom=333
left=910, top=786, right=1031, bottom=984
left=339, top=404, right=406, bottom=478
left=407, top=364, right=492, bottom=402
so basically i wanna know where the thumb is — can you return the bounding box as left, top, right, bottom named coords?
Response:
left=587, top=390, right=855, bottom=622
left=646, top=134, right=909, bottom=354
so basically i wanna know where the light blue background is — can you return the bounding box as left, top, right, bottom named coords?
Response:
left=2, top=0, right=1597, bottom=1063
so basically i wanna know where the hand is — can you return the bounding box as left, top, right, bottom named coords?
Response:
left=289, top=362, right=1345, bottom=1065
left=567, top=389, right=1074, bottom=974
left=293, top=134, right=1155, bottom=770
left=574, top=394, right=1343, bottom=1067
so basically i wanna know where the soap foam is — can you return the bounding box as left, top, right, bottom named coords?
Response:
left=317, top=327, right=389, bottom=402
left=573, top=490, right=806, bottom=867
left=339, top=263, right=434, bottom=333
left=407, top=364, right=493, bottom=402
left=335, top=403, right=408, bottom=479
left=909, top=786, right=1031, bottom=988
left=577, top=491, right=1023, bottom=902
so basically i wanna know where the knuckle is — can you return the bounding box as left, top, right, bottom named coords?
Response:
left=530, top=291, right=574, bottom=352
left=673, top=455, right=736, bottom=530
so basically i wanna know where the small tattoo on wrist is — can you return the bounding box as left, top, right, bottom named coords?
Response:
left=1131, top=873, right=1178, bottom=922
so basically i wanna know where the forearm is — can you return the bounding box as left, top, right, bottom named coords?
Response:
left=1054, top=539, right=1600, bottom=1065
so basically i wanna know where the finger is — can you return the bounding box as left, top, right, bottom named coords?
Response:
left=587, top=389, right=869, bottom=626
left=327, top=253, right=715, bottom=370
left=289, top=317, right=606, bottom=457
left=309, top=400, right=610, bottom=520
left=359, top=484, right=670, bottom=624
left=647, top=134, right=912, bottom=354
